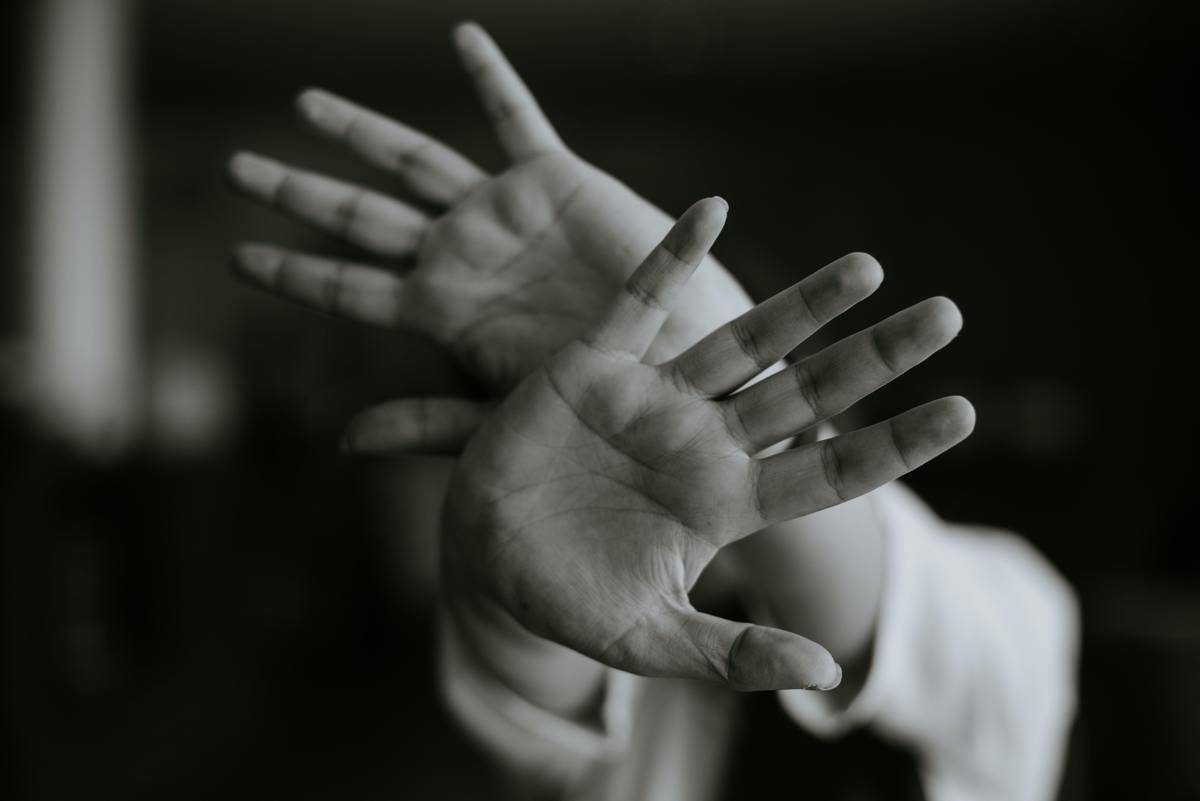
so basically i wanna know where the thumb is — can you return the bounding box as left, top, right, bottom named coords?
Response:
left=672, top=610, right=842, bottom=692
left=342, top=397, right=492, bottom=455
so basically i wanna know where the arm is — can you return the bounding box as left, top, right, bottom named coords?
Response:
left=430, top=434, right=1075, bottom=801
left=223, top=23, right=886, bottom=761
left=441, top=196, right=970, bottom=695
left=731, top=479, right=1079, bottom=801
left=227, top=22, right=759, bottom=417
left=227, top=24, right=1067, bottom=796
left=427, top=197, right=971, bottom=791
left=771, top=483, right=1079, bottom=801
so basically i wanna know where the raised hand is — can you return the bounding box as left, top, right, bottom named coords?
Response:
left=444, top=197, right=974, bottom=692
left=228, top=22, right=756, bottom=449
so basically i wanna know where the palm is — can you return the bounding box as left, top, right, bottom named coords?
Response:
left=408, top=153, right=749, bottom=391
left=443, top=198, right=974, bottom=691
left=450, top=344, right=754, bottom=662
left=228, top=27, right=751, bottom=400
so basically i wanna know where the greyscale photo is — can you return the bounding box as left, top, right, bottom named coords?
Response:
left=2, top=1, right=1194, bottom=800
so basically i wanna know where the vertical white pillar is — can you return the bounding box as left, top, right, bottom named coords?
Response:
left=29, top=0, right=140, bottom=458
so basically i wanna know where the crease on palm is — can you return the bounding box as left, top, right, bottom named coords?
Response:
left=437, top=192, right=972, bottom=690
left=228, top=23, right=975, bottom=691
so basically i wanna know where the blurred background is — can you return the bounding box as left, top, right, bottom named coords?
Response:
left=1, top=0, right=1196, bottom=798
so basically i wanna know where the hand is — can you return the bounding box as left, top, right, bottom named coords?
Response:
left=444, top=197, right=973, bottom=692
left=227, top=22, right=756, bottom=450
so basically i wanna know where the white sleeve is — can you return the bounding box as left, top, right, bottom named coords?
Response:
left=778, top=482, right=1080, bottom=801
left=437, top=606, right=639, bottom=794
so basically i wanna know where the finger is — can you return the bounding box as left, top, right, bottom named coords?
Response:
left=669, top=252, right=883, bottom=397
left=296, top=88, right=488, bottom=207
left=343, top=397, right=492, bottom=454
left=228, top=151, right=429, bottom=258
left=607, top=609, right=841, bottom=691
left=726, top=297, right=963, bottom=452
left=585, top=197, right=728, bottom=358
left=751, top=396, right=976, bottom=528
left=232, top=243, right=411, bottom=328
left=453, top=21, right=565, bottom=162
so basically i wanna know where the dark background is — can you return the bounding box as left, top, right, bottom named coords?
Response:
left=2, top=0, right=1197, bottom=798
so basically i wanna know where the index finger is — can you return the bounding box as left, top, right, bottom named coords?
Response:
left=585, top=197, right=728, bottom=358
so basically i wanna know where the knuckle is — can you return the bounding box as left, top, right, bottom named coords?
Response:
left=729, top=317, right=770, bottom=371
left=868, top=323, right=902, bottom=374
left=625, top=277, right=669, bottom=312
left=791, top=360, right=823, bottom=418
left=334, top=189, right=367, bottom=236
left=820, top=440, right=849, bottom=501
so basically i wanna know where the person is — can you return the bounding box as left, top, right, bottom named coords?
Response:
left=227, top=22, right=1079, bottom=801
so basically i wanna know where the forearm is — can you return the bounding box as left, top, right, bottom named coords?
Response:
left=756, top=481, right=1079, bottom=800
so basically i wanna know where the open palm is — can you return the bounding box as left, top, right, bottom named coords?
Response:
left=229, top=23, right=753, bottom=438
left=446, top=198, right=974, bottom=691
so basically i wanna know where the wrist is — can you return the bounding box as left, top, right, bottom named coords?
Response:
left=444, top=587, right=609, bottom=723
left=441, top=496, right=609, bottom=722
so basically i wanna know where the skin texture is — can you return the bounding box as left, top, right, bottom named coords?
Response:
left=442, top=198, right=974, bottom=691
left=227, top=23, right=972, bottom=708
left=228, top=23, right=755, bottom=441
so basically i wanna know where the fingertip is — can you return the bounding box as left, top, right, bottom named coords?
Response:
left=231, top=242, right=278, bottom=281
left=453, top=20, right=485, bottom=50
left=452, top=22, right=495, bottom=75
left=901, top=295, right=963, bottom=352
left=226, top=150, right=253, bottom=183
left=699, top=196, right=729, bottom=228
left=341, top=422, right=385, bottom=457
left=925, top=395, right=977, bottom=444
left=341, top=411, right=373, bottom=455
left=811, top=648, right=842, bottom=691
left=226, top=150, right=276, bottom=192
left=822, top=661, right=844, bottom=692
left=295, top=87, right=329, bottom=121
left=833, top=252, right=885, bottom=300
left=924, top=295, right=964, bottom=338
left=682, top=196, right=729, bottom=240
left=340, top=427, right=365, bottom=455
left=795, top=644, right=841, bottom=691
left=943, top=394, right=977, bottom=438
left=729, top=626, right=840, bottom=691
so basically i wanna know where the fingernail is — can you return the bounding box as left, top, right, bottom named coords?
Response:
left=712, top=195, right=729, bottom=212
left=819, top=662, right=843, bottom=691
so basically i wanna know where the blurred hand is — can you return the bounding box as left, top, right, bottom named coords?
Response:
left=446, top=197, right=973, bottom=691
left=228, top=22, right=755, bottom=451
